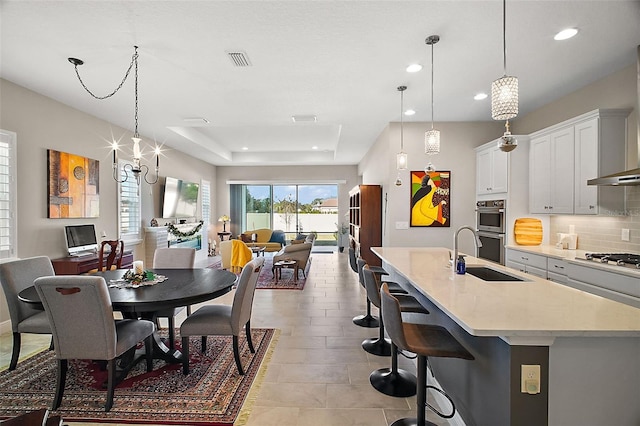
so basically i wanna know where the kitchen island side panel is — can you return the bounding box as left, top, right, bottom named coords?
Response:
left=548, top=337, right=640, bottom=425
left=411, top=289, right=549, bottom=426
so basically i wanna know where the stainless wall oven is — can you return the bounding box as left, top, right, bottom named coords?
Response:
left=476, top=199, right=506, bottom=233
left=476, top=199, right=506, bottom=264
left=477, top=231, right=505, bottom=265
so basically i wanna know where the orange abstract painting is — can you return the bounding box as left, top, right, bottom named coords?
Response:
left=410, top=170, right=450, bottom=227
left=48, top=150, right=99, bottom=218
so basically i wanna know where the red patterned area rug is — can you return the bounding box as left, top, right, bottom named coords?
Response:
left=208, top=256, right=309, bottom=290
left=0, top=328, right=277, bottom=425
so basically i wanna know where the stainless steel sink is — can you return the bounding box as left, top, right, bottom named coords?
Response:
left=465, top=266, right=526, bottom=282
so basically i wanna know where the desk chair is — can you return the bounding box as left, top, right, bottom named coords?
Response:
left=97, top=240, right=125, bottom=271
left=34, top=275, right=155, bottom=412
left=181, top=257, right=264, bottom=375
left=152, top=247, right=196, bottom=351
left=0, top=256, right=54, bottom=370
left=381, top=283, right=474, bottom=426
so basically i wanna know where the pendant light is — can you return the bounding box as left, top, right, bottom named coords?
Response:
left=424, top=35, right=440, bottom=173
left=491, top=0, right=519, bottom=152
left=395, top=85, right=408, bottom=186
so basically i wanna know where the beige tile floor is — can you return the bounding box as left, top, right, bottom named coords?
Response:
left=0, top=251, right=452, bottom=426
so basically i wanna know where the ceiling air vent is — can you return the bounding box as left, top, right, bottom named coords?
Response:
left=226, top=51, right=251, bottom=67
left=291, top=115, right=317, bottom=123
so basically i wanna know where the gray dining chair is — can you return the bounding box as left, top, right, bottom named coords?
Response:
left=34, top=275, right=155, bottom=412
left=180, top=256, right=264, bottom=376
left=0, top=256, right=54, bottom=370
left=152, top=247, right=196, bottom=351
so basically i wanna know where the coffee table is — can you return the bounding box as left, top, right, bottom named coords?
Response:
left=251, top=246, right=266, bottom=257
left=272, top=260, right=298, bottom=283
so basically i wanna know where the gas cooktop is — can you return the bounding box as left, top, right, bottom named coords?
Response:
left=583, top=253, right=640, bottom=269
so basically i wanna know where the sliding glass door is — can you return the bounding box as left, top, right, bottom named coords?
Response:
left=239, top=184, right=338, bottom=245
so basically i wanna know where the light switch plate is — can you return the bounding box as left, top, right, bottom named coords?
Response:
left=395, top=221, right=409, bottom=230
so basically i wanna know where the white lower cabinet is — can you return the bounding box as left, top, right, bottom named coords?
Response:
left=546, top=258, right=568, bottom=284
left=506, top=249, right=548, bottom=279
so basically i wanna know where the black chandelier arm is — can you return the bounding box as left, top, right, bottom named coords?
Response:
left=69, top=47, right=138, bottom=100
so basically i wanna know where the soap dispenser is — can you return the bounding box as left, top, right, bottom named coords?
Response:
left=456, top=255, right=466, bottom=275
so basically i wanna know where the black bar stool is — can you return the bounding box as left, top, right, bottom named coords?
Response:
left=349, top=247, right=379, bottom=328
left=361, top=265, right=426, bottom=358
left=381, top=283, right=474, bottom=426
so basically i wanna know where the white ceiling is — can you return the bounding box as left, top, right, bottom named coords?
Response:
left=1, top=1, right=639, bottom=166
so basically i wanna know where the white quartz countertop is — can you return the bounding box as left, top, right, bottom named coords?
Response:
left=372, top=247, right=640, bottom=345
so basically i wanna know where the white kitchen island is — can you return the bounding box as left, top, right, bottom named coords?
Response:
left=372, top=247, right=640, bottom=426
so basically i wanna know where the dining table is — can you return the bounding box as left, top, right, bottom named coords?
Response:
left=18, top=267, right=238, bottom=369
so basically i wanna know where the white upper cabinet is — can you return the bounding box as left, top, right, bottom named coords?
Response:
left=529, top=109, right=630, bottom=215
left=476, top=142, right=508, bottom=195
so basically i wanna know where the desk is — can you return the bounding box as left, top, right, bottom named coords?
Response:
left=51, top=251, right=134, bottom=275
left=19, top=268, right=237, bottom=366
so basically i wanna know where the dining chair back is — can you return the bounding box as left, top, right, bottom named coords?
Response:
left=0, top=256, right=54, bottom=370
left=348, top=246, right=358, bottom=274
left=153, top=247, right=196, bottom=269
left=34, top=275, right=155, bottom=411
left=180, top=256, right=264, bottom=375
left=98, top=240, right=125, bottom=271
left=152, top=247, right=197, bottom=350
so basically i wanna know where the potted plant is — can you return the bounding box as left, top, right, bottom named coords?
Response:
left=335, top=222, right=349, bottom=252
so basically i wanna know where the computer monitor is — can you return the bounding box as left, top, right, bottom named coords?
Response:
left=64, top=224, right=98, bottom=256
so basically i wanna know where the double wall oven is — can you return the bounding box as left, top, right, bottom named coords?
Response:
left=476, top=199, right=506, bottom=265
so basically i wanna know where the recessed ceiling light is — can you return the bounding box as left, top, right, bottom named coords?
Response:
left=292, top=115, right=317, bottom=123
left=474, top=93, right=488, bottom=101
left=311, top=146, right=318, bottom=150
left=554, top=28, right=578, bottom=41
left=406, top=64, right=422, bottom=73
left=404, top=109, right=416, bottom=116
left=242, top=147, right=248, bottom=150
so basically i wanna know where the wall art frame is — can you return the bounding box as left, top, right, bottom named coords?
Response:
left=47, top=149, right=99, bottom=218
left=410, top=170, right=450, bottom=227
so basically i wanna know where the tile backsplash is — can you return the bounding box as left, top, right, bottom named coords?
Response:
left=550, top=186, right=640, bottom=253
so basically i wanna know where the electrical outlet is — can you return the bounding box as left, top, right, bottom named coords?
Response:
left=521, top=365, right=541, bottom=394
left=622, top=228, right=630, bottom=242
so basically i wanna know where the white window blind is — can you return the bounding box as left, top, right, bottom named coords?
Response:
left=201, top=179, right=211, bottom=226
left=118, top=161, right=141, bottom=241
left=0, top=130, right=17, bottom=259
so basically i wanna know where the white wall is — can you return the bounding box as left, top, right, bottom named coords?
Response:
left=0, top=78, right=216, bottom=327
left=359, top=120, right=504, bottom=254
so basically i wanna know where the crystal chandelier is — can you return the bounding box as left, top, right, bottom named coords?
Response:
left=424, top=35, right=440, bottom=173
left=68, top=46, right=161, bottom=185
left=491, top=0, right=519, bottom=152
left=395, top=85, right=408, bottom=186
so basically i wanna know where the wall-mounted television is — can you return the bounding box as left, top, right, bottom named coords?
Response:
left=162, top=176, right=200, bottom=218
left=64, top=224, right=98, bottom=256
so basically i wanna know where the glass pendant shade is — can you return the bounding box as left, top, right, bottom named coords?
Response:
left=396, top=151, right=408, bottom=170
left=491, top=75, right=519, bottom=120
left=424, top=129, right=440, bottom=155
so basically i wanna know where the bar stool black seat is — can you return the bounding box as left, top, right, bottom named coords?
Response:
left=381, top=283, right=474, bottom=426
left=361, top=265, right=427, bottom=358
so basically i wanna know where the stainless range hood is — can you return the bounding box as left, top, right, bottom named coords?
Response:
left=588, top=45, right=640, bottom=186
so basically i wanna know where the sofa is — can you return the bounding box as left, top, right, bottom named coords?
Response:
left=272, top=233, right=316, bottom=278
left=238, top=228, right=285, bottom=252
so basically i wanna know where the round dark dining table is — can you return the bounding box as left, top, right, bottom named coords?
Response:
left=19, top=268, right=237, bottom=366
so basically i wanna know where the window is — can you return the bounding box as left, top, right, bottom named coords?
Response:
left=0, top=130, right=17, bottom=259
left=118, top=161, right=141, bottom=243
left=238, top=184, right=338, bottom=244
left=201, top=179, right=211, bottom=232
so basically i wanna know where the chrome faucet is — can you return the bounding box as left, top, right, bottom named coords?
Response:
left=453, top=226, right=483, bottom=272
